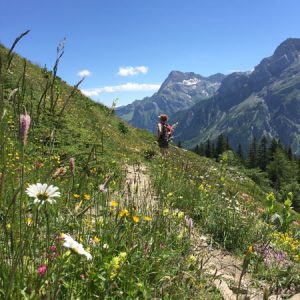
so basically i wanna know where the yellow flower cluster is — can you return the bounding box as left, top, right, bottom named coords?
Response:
left=107, top=252, right=127, bottom=279
left=272, top=231, right=300, bottom=261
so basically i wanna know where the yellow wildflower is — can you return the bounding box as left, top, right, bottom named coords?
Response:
left=110, top=201, right=118, bottom=208
left=93, top=236, right=101, bottom=244
left=143, top=216, right=152, bottom=221
left=247, top=245, right=254, bottom=255
left=73, top=193, right=80, bottom=199
left=26, top=218, right=33, bottom=226
left=177, top=211, right=185, bottom=219
left=119, top=209, right=129, bottom=217
left=84, top=194, right=91, bottom=201
left=163, top=208, right=169, bottom=216
left=132, top=216, right=140, bottom=223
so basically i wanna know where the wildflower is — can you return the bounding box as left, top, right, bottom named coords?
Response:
left=107, top=252, right=127, bottom=279
left=143, top=216, right=152, bottom=221
left=38, top=264, right=47, bottom=277
left=177, top=211, right=185, bottom=219
left=84, top=194, right=91, bottom=201
left=20, top=112, right=31, bottom=145
left=110, top=201, right=118, bottom=209
left=26, top=183, right=60, bottom=205
left=69, top=157, right=75, bottom=175
left=103, top=243, right=109, bottom=249
left=50, top=245, right=57, bottom=252
left=187, top=255, right=197, bottom=265
left=61, top=233, right=92, bottom=260
left=99, top=184, right=108, bottom=193
left=73, top=193, right=80, bottom=199
left=247, top=245, right=254, bottom=255
left=93, top=236, right=101, bottom=244
left=132, top=215, right=140, bottom=223
left=119, top=209, right=129, bottom=217
left=52, top=167, right=67, bottom=178
left=26, top=218, right=33, bottom=226
left=162, top=208, right=169, bottom=216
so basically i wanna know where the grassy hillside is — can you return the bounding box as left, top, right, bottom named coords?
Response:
left=0, top=34, right=299, bottom=298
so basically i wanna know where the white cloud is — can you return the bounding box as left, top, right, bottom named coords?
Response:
left=117, top=66, right=149, bottom=76
left=81, top=82, right=160, bottom=97
left=78, top=69, right=92, bottom=77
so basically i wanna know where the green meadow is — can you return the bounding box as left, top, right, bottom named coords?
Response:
left=0, top=33, right=299, bottom=299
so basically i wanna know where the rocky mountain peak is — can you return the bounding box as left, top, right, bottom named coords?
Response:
left=273, top=38, right=300, bottom=59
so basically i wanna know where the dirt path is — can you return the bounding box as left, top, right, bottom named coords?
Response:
left=123, top=163, right=286, bottom=300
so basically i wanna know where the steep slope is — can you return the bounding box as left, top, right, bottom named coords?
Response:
left=173, top=38, right=300, bottom=153
left=116, top=71, right=225, bottom=132
left=0, top=43, right=155, bottom=165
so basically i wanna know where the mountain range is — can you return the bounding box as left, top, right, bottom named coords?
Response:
left=117, top=38, right=300, bottom=154
left=116, top=71, right=225, bottom=132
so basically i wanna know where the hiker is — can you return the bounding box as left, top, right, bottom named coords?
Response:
left=157, top=114, right=173, bottom=156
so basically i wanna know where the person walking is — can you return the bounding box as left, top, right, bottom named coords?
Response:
left=157, top=114, right=173, bottom=156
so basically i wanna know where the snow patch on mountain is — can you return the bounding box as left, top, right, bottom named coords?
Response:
left=182, top=78, right=200, bottom=86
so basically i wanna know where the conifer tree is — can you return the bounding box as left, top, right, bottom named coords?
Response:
left=205, top=139, right=213, bottom=158
left=237, top=143, right=244, bottom=162
left=226, top=136, right=231, bottom=150
left=286, top=146, right=293, bottom=161
left=212, top=143, right=216, bottom=159
left=267, top=148, right=297, bottom=190
left=199, top=143, right=205, bottom=156
left=247, top=136, right=257, bottom=168
left=216, top=133, right=227, bottom=157
left=269, top=138, right=278, bottom=161
left=257, top=136, right=269, bottom=171
left=193, top=144, right=199, bottom=155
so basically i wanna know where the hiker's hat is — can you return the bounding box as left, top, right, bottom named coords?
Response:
left=159, top=114, right=168, bottom=122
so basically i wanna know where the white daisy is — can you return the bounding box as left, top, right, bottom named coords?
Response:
left=61, top=233, right=92, bottom=261
left=26, top=183, right=60, bottom=205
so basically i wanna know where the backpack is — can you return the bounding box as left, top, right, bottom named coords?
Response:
left=161, top=123, right=173, bottom=142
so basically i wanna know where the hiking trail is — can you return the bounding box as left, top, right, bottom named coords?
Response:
left=123, top=163, right=296, bottom=300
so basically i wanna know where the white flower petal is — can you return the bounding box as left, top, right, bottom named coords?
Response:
left=25, top=183, right=60, bottom=205
left=41, top=183, right=48, bottom=193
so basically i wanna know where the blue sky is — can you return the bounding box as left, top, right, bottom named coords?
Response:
left=1, top=0, right=300, bottom=106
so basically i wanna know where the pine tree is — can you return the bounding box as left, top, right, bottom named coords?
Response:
left=268, top=138, right=278, bottom=160
left=216, top=133, right=227, bottom=158
left=267, top=148, right=298, bottom=190
left=286, top=146, right=293, bottom=161
left=257, top=136, right=269, bottom=171
left=205, top=139, right=213, bottom=158
left=194, top=144, right=200, bottom=155
left=226, top=136, right=231, bottom=150
left=247, top=136, right=257, bottom=168
left=199, top=143, right=205, bottom=156
left=212, top=143, right=216, bottom=159
left=237, top=143, right=244, bottom=162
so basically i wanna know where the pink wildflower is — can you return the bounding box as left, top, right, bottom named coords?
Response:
left=38, top=264, right=47, bottom=277
left=20, top=113, right=31, bottom=145
left=50, top=245, right=57, bottom=252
